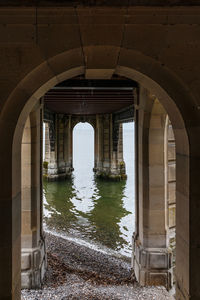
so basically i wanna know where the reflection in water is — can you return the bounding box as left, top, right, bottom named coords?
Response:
left=86, top=179, right=129, bottom=250
left=43, top=123, right=135, bottom=257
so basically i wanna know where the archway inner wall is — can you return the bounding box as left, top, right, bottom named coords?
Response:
left=6, top=60, right=190, bottom=300
left=0, top=6, right=200, bottom=299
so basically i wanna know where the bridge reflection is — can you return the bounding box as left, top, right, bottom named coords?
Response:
left=43, top=174, right=133, bottom=256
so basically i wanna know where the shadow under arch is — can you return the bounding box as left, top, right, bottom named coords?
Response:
left=0, top=46, right=191, bottom=298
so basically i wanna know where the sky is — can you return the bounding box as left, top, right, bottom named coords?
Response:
left=74, top=122, right=134, bottom=130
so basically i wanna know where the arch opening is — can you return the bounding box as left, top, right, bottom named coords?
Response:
left=73, top=122, right=95, bottom=173
left=43, top=116, right=135, bottom=258
left=0, top=49, right=191, bottom=299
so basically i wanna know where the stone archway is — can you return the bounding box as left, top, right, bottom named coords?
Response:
left=72, top=120, right=95, bottom=171
left=73, top=121, right=95, bottom=171
left=0, top=47, right=194, bottom=299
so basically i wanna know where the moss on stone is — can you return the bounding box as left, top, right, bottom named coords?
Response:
left=43, top=161, right=48, bottom=169
left=96, top=172, right=127, bottom=182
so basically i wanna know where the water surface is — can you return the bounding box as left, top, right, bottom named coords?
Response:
left=43, top=123, right=135, bottom=257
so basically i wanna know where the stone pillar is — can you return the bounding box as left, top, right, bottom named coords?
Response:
left=95, top=114, right=103, bottom=173
left=63, top=115, right=73, bottom=175
left=95, top=114, right=126, bottom=180
left=133, top=87, right=172, bottom=289
left=43, top=122, right=51, bottom=176
left=44, top=115, right=58, bottom=180
left=111, top=122, right=127, bottom=179
left=165, top=117, right=176, bottom=288
left=94, top=117, right=99, bottom=171
left=43, top=113, right=73, bottom=181
left=21, top=103, right=46, bottom=289
left=44, top=122, right=51, bottom=162
left=57, top=114, right=70, bottom=179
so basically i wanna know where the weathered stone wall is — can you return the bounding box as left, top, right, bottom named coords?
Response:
left=165, top=117, right=176, bottom=287
left=95, top=114, right=126, bottom=180
left=43, top=111, right=58, bottom=179
left=21, top=105, right=46, bottom=289
left=44, top=112, right=127, bottom=181
left=44, top=122, right=51, bottom=163
left=133, top=88, right=172, bottom=290
left=44, top=111, right=73, bottom=180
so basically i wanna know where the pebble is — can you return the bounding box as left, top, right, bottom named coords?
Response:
left=22, top=232, right=174, bottom=300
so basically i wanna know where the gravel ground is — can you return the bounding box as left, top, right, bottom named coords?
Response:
left=22, top=232, right=173, bottom=300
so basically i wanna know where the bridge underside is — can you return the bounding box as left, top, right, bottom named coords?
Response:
left=44, top=78, right=136, bottom=115
left=43, top=78, right=135, bottom=181
left=1, top=3, right=200, bottom=300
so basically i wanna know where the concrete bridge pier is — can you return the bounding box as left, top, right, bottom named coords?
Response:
left=43, top=112, right=73, bottom=181
left=21, top=104, right=47, bottom=289
left=57, top=114, right=73, bottom=179
left=94, top=114, right=126, bottom=181
left=43, top=110, right=128, bottom=181
left=43, top=121, right=58, bottom=180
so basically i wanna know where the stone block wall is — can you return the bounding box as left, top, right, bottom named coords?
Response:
left=95, top=114, right=127, bottom=180
left=133, top=89, right=173, bottom=290
left=43, top=112, right=73, bottom=181
left=21, top=240, right=47, bottom=289
left=21, top=106, right=47, bottom=289
left=133, top=238, right=172, bottom=289
left=166, top=119, right=176, bottom=286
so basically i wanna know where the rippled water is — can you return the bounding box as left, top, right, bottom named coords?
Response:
left=43, top=123, right=135, bottom=257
